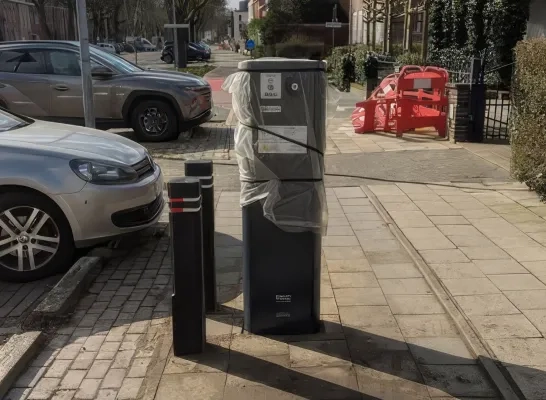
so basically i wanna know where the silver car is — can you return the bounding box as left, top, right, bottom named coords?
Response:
left=0, top=108, right=164, bottom=282
left=0, top=41, right=212, bottom=142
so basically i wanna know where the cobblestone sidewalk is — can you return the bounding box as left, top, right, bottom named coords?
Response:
left=368, top=181, right=546, bottom=400
left=4, top=188, right=503, bottom=400
left=0, top=277, right=60, bottom=354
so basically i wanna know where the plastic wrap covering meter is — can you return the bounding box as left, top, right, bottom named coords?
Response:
left=223, top=58, right=334, bottom=234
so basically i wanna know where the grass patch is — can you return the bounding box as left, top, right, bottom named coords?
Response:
left=176, top=65, right=216, bottom=77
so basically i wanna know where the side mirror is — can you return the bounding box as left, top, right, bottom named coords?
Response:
left=91, top=66, right=115, bottom=79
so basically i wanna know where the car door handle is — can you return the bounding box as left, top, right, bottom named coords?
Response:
left=54, top=85, right=69, bottom=91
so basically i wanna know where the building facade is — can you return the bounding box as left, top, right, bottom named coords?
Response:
left=527, top=0, right=546, bottom=38
left=248, top=0, right=267, bottom=21
left=231, top=10, right=249, bottom=43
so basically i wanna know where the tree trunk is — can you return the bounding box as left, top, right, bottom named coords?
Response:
left=403, top=0, right=412, bottom=51
left=421, top=0, right=430, bottom=62
left=35, top=3, right=53, bottom=39
left=66, top=0, right=75, bottom=39
left=92, top=12, right=99, bottom=42
left=113, top=5, right=121, bottom=42
left=383, top=0, right=390, bottom=53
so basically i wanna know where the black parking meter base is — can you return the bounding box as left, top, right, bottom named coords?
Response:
left=168, top=177, right=205, bottom=356
left=242, top=201, right=321, bottom=336
left=185, top=160, right=217, bottom=313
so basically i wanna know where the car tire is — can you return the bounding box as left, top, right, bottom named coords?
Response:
left=163, top=54, right=173, bottom=64
left=131, top=99, right=179, bottom=142
left=0, top=191, right=75, bottom=282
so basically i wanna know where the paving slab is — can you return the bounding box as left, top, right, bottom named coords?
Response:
left=372, top=181, right=546, bottom=398
left=5, top=187, right=507, bottom=400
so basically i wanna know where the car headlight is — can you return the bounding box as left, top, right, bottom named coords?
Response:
left=70, top=159, right=138, bottom=185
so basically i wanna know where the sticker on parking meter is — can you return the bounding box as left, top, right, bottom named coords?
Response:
left=260, top=105, right=282, bottom=113
left=260, top=73, right=282, bottom=99
left=258, top=126, right=307, bottom=154
left=276, top=294, right=292, bottom=303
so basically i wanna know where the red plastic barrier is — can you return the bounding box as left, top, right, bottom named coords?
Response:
left=351, top=65, right=449, bottom=137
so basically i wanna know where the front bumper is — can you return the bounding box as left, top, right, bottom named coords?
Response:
left=53, top=165, right=164, bottom=247
left=181, top=109, right=213, bottom=131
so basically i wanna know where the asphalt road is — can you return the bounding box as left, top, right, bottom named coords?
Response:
left=121, top=49, right=247, bottom=70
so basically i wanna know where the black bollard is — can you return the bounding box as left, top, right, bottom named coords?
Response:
left=168, top=177, right=205, bottom=356
left=185, top=160, right=217, bottom=313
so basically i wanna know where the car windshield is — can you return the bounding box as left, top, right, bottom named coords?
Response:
left=90, top=46, right=143, bottom=73
left=0, top=109, right=31, bottom=132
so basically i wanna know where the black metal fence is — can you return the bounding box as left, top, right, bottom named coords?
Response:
left=482, top=63, right=514, bottom=142
left=484, top=89, right=511, bottom=141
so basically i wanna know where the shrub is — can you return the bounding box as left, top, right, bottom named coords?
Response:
left=253, top=45, right=266, bottom=58
left=353, top=45, right=369, bottom=84
left=511, top=39, right=546, bottom=200
left=276, top=41, right=325, bottom=60
left=327, top=46, right=352, bottom=88
left=247, top=19, right=265, bottom=44
left=396, top=52, right=424, bottom=67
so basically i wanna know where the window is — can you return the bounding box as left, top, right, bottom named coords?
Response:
left=239, top=15, right=242, bottom=21
left=48, top=50, right=82, bottom=76
left=0, top=50, right=47, bottom=74
left=0, top=109, right=31, bottom=132
left=48, top=50, right=101, bottom=76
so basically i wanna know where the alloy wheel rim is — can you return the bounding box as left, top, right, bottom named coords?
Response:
left=0, top=206, right=60, bottom=272
left=140, top=107, right=168, bottom=135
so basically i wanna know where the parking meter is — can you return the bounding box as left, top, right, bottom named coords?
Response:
left=223, top=59, right=328, bottom=335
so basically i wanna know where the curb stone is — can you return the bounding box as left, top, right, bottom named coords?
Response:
left=24, top=256, right=104, bottom=330
left=0, top=331, right=43, bottom=399
left=361, top=185, right=522, bottom=400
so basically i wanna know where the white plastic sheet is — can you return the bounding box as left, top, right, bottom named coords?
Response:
left=222, top=61, right=339, bottom=234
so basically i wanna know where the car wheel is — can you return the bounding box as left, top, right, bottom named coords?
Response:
left=0, top=191, right=75, bottom=282
left=163, top=54, right=173, bottom=64
left=131, top=99, right=179, bottom=142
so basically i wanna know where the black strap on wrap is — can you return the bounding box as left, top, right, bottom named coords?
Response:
left=239, top=122, right=324, bottom=157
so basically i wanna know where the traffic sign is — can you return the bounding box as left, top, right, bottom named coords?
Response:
left=246, top=39, right=256, bottom=50
left=326, top=22, right=342, bottom=28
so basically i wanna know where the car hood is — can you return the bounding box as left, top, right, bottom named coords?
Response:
left=132, top=69, right=209, bottom=86
left=0, top=120, right=147, bottom=165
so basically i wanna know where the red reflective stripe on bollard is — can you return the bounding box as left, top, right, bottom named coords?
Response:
left=170, top=208, right=185, bottom=213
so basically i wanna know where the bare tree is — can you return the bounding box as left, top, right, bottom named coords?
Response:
left=193, top=0, right=226, bottom=40
left=31, top=0, right=53, bottom=39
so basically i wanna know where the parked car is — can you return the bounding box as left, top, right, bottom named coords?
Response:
left=0, top=41, right=213, bottom=142
left=0, top=107, right=164, bottom=282
left=160, top=43, right=174, bottom=64
left=198, top=41, right=211, bottom=53
left=161, top=42, right=210, bottom=63
left=140, top=39, right=156, bottom=52
left=122, top=42, right=135, bottom=53
left=188, top=43, right=210, bottom=61
left=96, top=43, right=116, bottom=54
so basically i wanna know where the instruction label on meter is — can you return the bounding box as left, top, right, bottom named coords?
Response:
left=258, top=126, right=307, bottom=154
left=260, top=105, right=282, bottom=113
left=260, top=73, right=282, bottom=99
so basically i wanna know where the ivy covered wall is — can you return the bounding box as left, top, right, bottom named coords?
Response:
left=428, top=0, right=531, bottom=82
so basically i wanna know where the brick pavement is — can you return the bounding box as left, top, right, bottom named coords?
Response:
left=0, top=276, right=60, bottom=353
left=4, top=187, right=504, bottom=400
left=368, top=181, right=546, bottom=400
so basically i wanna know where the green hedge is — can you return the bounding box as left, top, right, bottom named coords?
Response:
left=511, top=38, right=546, bottom=199
left=327, top=45, right=374, bottom=87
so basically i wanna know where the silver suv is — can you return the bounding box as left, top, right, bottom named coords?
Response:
left=0, top=41, right=212, bottom=142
